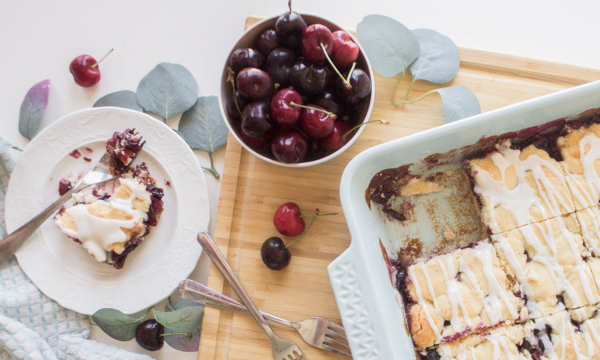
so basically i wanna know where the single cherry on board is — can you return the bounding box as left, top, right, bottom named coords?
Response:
left=135, top=319, right=164, bottom=351
left=273, top=202, right=305, bottom=236
left=69, top=49, right=113, bottom=87
left=261, top=237, right=292, bottom=270
left=331, top=30, right=359, bottom=69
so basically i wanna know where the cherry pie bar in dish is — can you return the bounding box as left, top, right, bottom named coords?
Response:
left=55, top=129, right=164, bottom=269
left=368, top=108, right=600, bottom=359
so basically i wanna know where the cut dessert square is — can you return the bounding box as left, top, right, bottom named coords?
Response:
left=558, top=123, right=600, bottom=211
left=398, top=241, right=525, bottom=350
left=529, top=309, right=600, bottom=360
left=491, top=214, right=599, bottom=319
left=428, top=324, right=534, bottom=360
left=465, top=140, right=575, bottom=234
left=575, top=206, right=600, bottom=257
left=55, top=130, right=164, bottom=269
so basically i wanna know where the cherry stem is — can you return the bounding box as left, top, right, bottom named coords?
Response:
left=391, top=72, right=406, bottom=106
left=11, top=146, right=23, bottom=152
left=342, top=119, right=390, bottom=140
left=227, top=67, right=242, bottom=117
left=161, top=332, right=193, bottom=338
left=320, top=42, right=351, bottom=89
left=345, top=62, right=356, bottom=84
left=289, top=102, right=337, bottom=119
left=90, top=48, right=114, bottom=69
left=286, top=209, right=338, bottom=249
left=288, top=0, right=292, bottom=13
left=299, top=212, right=337, bottom=218
left=202, top=152, right=220, bottom=179
left=135, top=307, right=153, bottom=323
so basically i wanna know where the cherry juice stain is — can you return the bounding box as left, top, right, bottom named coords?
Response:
left=69, top=149, right=81, bottom=159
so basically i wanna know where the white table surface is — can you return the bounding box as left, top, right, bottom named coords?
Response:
left=1, top=0, right=599, bottom=358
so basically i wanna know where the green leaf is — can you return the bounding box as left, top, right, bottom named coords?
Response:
left=92, top=308, right=141, bottom=341
left=436, top=86, right=481, bottom=123
left=357, top=15, right=419, bottom=78
left=163, top=300, right=203, bottom=351
left=136, top=63, right=198, bottom=120
left=94, top=90, right=143, bottom=112
left=19, top=79, right=50, bottom=140
left=409, top=29, right=460, bottom=84
left=153, top=306, right=203, bottom=333
left=178, top=96, right=228, bottom=153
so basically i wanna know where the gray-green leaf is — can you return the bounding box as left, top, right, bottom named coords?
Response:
left=136, top=63, right=198, bottom=120
left=153, top=306, right=203, bottom=333
left=178, top=96, right=228, bottom=153
left=19, top=79, right=50, bottom=140
left=94, top=90, right=143, bottom=112
left=0, top=137, right=14, bottom=154
left=92, top=308, right=141, bottom=341
left=163, top=300, right=203, bottom=352
left=409, top=29, right=460, bottom=84
left=357, top=15, right=419, bottom=78
left=436, top=86, right=481, bottom=123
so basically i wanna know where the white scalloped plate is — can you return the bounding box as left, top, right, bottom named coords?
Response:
left=4, top=107, right=209, bottom=315
left=328, top=81, right=600, bottom=359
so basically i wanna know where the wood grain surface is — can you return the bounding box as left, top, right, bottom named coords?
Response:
left=197, top=16, right=600, bottom=360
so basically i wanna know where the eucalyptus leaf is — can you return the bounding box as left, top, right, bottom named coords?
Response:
left=409, top=29, right=460, bottom=84
left=92, top=308, right=141, bottom=341
left=94, top=90, right=143, bottom=112
left=136, top=63, right=198, bottom=120
left=163, top=300, right=203, bottom=351
left=153, top=306, right=203, bottom=333
left=0, top=137, right=14, bottom=154
left=436, top=86, right=481, bottom=123
left=19, top=79, right=50, bottom=140
left=178, top=96, right=228, bottom=153
left=357, top=15, right=419, bottom=78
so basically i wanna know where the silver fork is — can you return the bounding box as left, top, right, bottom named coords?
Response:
left=178, top=279, right=351, bottom=357
left=197, top=232, right=308, bottom=360
left=0, top=145, right=142, bottom=261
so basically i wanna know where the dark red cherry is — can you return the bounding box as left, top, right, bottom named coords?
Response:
left=301, top=24, right=333, bottom=63
left=275, top=10, right=307, bottom=50
left=241, top=102, right=272, bottom=138
left=313, top=91, right=341, bottom=118
left=256, top=28, right=279, bottom=57
left=300, top=105, right=334, bottom=138
left=291, top=61, right=327, bottom=96
left=318, top=121, right=351, bottom=151
left=236, top=68, right=273, bottom=101
left=266, top=48, right=296, bottom=88
left=69, top=55, right=101, bottom=87
left=230, top=48, right=265, bottom=73
left=331, top=30, right=359, bottom=69
left=135, top=319, right=164, bottom=351
left=240, top=129, right=273, bottom=150
left=271, top=89, right=302, bottom=127
left=261, top=237, right=292, bottom=270
left=225, top=88, right=248, bottom=120
left=274, top=202, right=305, bottom=236
left=271, top=132, right=307, bottom=163
left=336, top=69, right=372, bottom=105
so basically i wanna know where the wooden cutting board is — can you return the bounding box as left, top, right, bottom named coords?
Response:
left=198, top=16, right=600, bottom=360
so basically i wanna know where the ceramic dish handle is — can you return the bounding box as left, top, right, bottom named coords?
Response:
left=328, top=245, right=384, bottom=359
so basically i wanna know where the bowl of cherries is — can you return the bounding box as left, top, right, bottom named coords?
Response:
left=220, top=4, right=375, bottom=167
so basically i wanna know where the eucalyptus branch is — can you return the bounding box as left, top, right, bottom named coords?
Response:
left=202, top=152, right=220, bottom=179
left=391, top=72, right=406, bottom=106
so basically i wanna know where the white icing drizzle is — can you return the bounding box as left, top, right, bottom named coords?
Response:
left=408, top=265, right=442, bottom=342
left=437, top=257, right=473, bottom=330
left=579, top=207, right=600, bottom=255
left=56, top=178, right=149, bottom=262
left=472, top=141, right=573, bottom=233
left=578, top=134, right=600, bottom=207
left=422, top=262, right=444, bottom=321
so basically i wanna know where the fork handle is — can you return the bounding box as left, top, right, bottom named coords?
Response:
left=197, top=232, right=281, bottom=343
left=0, top=184, right=85, bottom=262
left=178, top=279, right=299, bottom=329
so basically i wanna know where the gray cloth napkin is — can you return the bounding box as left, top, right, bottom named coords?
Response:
left=0, top=153, right=154, bottom=360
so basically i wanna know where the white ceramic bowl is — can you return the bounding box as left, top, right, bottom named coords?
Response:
left=219, top=14, right=375, bottom=167
left=328, top=80, right=600, bottom=359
